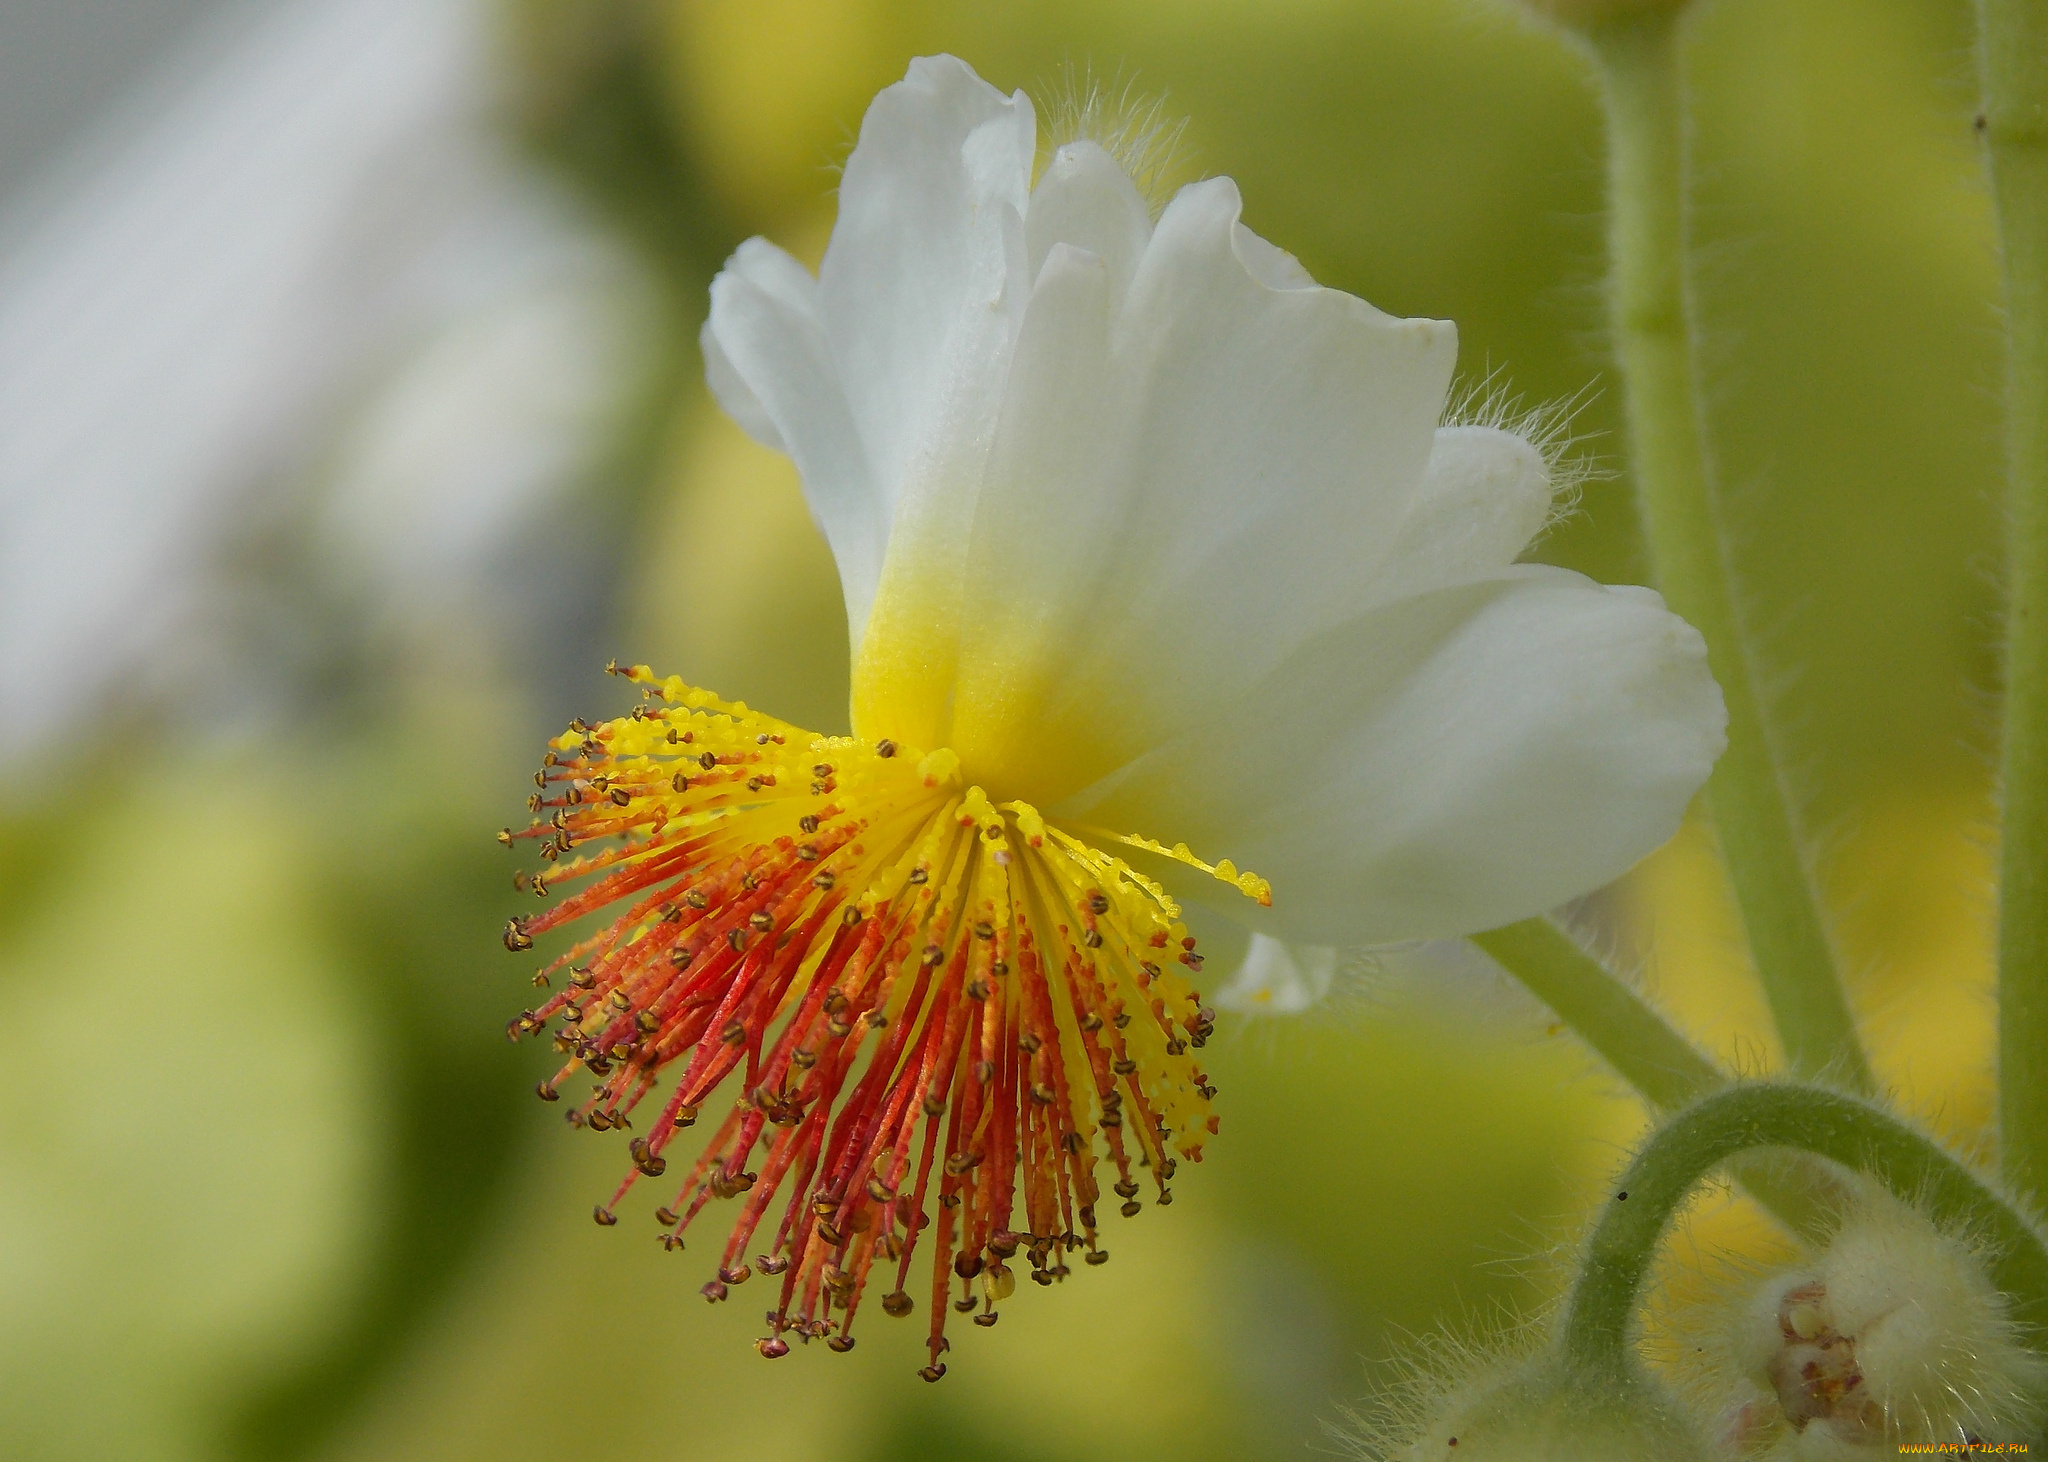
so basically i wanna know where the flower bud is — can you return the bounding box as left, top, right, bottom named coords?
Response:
left=1374, top=1352, right=1714, bottom=1461
left=1695, top=1192, right=2045, bottom=1451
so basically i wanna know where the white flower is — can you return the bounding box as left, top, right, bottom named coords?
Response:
left=499, top=52, right=1727, bottom=1376
left=702, top=54, right=1724, bottom=961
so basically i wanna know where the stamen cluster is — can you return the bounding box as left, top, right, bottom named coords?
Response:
left=502, top=665, right=1255, bottom=1375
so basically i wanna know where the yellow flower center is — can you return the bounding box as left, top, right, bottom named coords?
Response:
left=501, top=664, right=1268, bottom=1375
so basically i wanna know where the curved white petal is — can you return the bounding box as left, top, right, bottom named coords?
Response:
left=701, top=238, right=886, bottom=634
left=1064, top=565, right=1727, bottom=945
left=1368, top=425, right=1555, bottom=607
left=940, top=175, right=1459, bottom=803
left=1025, top=141, right=1152, bottom=305
left=1212, top=934, right=1338, bottom=1016
left=821, top=54, right=1033, bottom=553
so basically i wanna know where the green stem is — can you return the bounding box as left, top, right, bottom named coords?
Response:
left=1473, top=918, right=1720, bottom=1112
left=1581, top=14, right=1871, bottom=1091
left=1560, top=1083, right=2048, bottom=1385
left=1977, top=0, right=2048, bottom=1205
left=1474, top=917, right=1837, bottom=1240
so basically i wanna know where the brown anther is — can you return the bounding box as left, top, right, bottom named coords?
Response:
left=966, top=979, right=990, bottom=1001
left=842, top=907, right=862, bottom=926
left=530, top=971, right=550, bottom=988
left=1085, top=1249, right=1109, bottom=1266
left=1018, top=1032, right=1042, bottom=1053
left=1113, top=1012, right=1132, bottom=1029
left=660, top=1233, right=686, bottom=1251
left=1115, top=1179, right=1140, bottom=1199
left=756, top=1337, right=790, bottom=1359
left=535, top=1081, right=559, bottom=1102
left=918, top=1363, right=946, bottom=1382
left=721, top=1019, right=747, bottom=1046
left=1159, top=1158, right=1177, bottom=1179
left=1157, top=1189, right=1173, bottom=1206
left=864, top=1010, right=889, bottom=1029
left=816, top=1220, right=844, bottom=1245
left=593, top=1206, right=618, bottom=1227
left=669, top=945, right=694, bottom=968
left=757, top=1254, right=789, bottom=1275
left=797, top=844, right=819, bottom=861
left=972, top=1312, right=999, bottom=1327
left=1063, top=1131, right=1085, bottom=1154
left=684, top=889, right=708, bottom=909
left=497, top=828, right=514, bottom=847
left=749, top=911, right=773, bottom=933
left=727, top=928, right=749, bottom=953
left=673, top=1103, right=699, bottom=1127
left=953, top=1296, right=978, bottom=1314
left=702, top=1280, right=729, bottom=1303
left=827, top=1019, right=853, bottom=1037
left=973, top=921, right=994, bottom=941
left=867, top=1176, right=896, bottom=1203
left=1081, top=929, right=1103, bottom=949
left=973, top=1060, right=995, bottom=1083
left=988, top=1231, right=1020, bottom=1258
left=921, top=944, right=944, bottom=967
left=813, top=764, right=834, bottom=777
left=740, top=871, right=759, bottom=891
left=881, top=1290, right=915, bottom=1318
left=812, top=871, right=835, bottom=890
left=698, top=751, right=718, bottom=771
left=1081, top=1013, right=1102, bottom=1031
left=569, top=966, right=595, bottom=987
left=719, top=1265, right=753, bottom=1285
left=875, top=740, right=896, bottom=758
left=671, top=772, right=689, bottom=793
left=1030, top=1083, right=1056, bottom=1104
left=1113, top=1058, right=1137, bottom=1075
left=907, top=868, right=928, bottom=885
left=655, top=1206, right=679, bottom=1226
left=1120, top=1200, right=1142, bottom=1218
left=991, top=959, right=1009, bottom=977
left=922, top=1093, right=947, bottom=1116
left=608, top=989, right=631, bottom=1011
left=608, top=786, right=631, bottom=807
left=954, top=1253, right=984, bottom=1279
left=502, top=918, right=533, bottom=952
left=1164, top=1038, right=1187, bottom=1056
left=792, top=1048, right=817, bottom=1069
left=944, top=1150, right=983, bottom=1176
left=799, top=814, right=821, bottom=833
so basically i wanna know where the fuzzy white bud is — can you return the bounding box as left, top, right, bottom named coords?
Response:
left=1694, top=1192, right=2046, bottom=1452
left=1363, top=1352, right=1714, bottom=1461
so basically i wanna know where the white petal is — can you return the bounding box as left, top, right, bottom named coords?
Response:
left=820, top=55, right=1033, bottom=558
left=1212, top=934, right=1338, bottom=1016
left=940, top=176, right=1459, bottom=804
left=1063, top=566, right=1727, bottom=944
left=1368, top=425, right=1555, bottom=606
left=825, top=58, right=1037, bottom=729
left=701, top=238, right=886, bottom=638
left=1025, top=141, right=1152, bottom=305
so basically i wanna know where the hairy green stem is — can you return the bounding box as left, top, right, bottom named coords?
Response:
left=1473, top=918, right=1720, bottom=1112
left=1977, top=0, right=2048, bottom=1205
left=1561, top=1084, right=2048, bottom=1385
left=1581, top=14, right=1871, bottom=1091
left=1474, top=917, right=1836, bottom=1240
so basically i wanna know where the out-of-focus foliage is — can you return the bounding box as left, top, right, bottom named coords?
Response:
left=0, top=1, right=2008, bottom=1459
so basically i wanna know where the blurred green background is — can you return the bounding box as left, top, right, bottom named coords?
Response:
left=0, top=0, right=2010, bottom=1458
